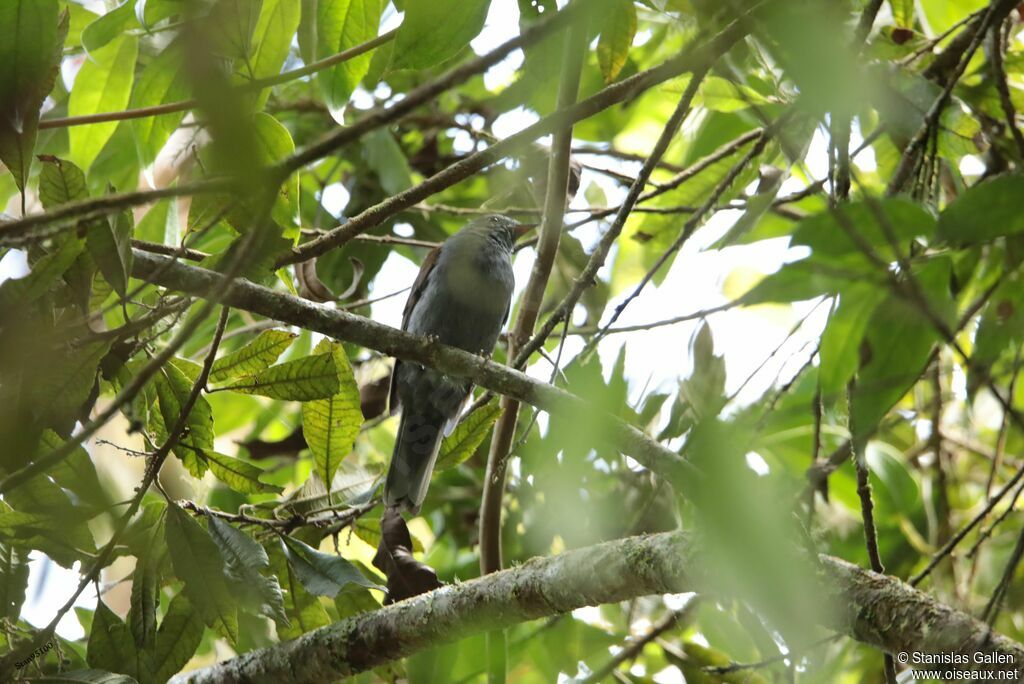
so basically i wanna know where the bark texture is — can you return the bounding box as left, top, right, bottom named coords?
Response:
left=171, top=532, right=1024, bottom=683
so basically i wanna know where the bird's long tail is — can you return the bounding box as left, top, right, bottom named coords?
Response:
left=384, top=408, right=446, bottom=514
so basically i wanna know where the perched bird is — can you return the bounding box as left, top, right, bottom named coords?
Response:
left=384, top=215, right=524, bottom=514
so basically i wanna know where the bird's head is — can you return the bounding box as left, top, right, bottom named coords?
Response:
left=468, top=214, right=534, bottom=252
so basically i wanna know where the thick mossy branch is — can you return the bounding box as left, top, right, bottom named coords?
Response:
left=171, top=532, right=1024, bottom=683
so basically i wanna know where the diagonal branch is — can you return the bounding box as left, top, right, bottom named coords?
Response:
left=128, top=251, right=694, bottom=489
left=168, top=531, right=1024, bottom=684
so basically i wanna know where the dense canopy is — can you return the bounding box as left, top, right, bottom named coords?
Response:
left=2, top=0, right=1024, bottom=682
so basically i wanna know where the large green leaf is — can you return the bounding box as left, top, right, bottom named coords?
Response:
left=217, top=352, right=340, bottom=400
left=127, top=518, right=161, bottom=653
left=315, top=0, right=384, bottom=112
left=38, top=156, right=88, bottom=207
left=210, top=329, right=296, bottom=383
left=209, top=0, right=264, bottom=59
left=145, top=593, right=204, bottom=684
left=937, top=175, right=1024, bottom=245
left=0, top=0, right=66, bottom=191
left=968, top=273, right=1024, bottom=396
left=275, top=462, right=380, bottom=518
left=81, top=0, right=135, bottom=55
left=164, top=504, right=239, bottom=644
left=818, top=283, right=886, bottom=400
left=39, top=430, right=108, bottom=513
left=850, top=258, right=950, bottom=437
left=69, top=34, right=139, bottom=172
left=791, top=198, right=935, bottom=260
left=281, top=536, right=384, bottom=597
left=0, top=236, right=85, bottom=309
left=391, top=0, right=489, bottom=70
left=246, top=0, right=301, bottom=107
left=207, top=516, right=288, bottom=623
left=596, top=0, right=636, bottom=84
left=267, top=540, right=330, bottom=639
left=154, top=361, right=215, bottom=477
left=130, top=42, right=189, bottom=166
left=204, top=450, right=281, bottom=494
left=86, top=600, right=139, bottom=681
left=86, top=209, right=134, bottom=298
left=30, top=339, right=110, bottom=429
left=302, top=341, right=362, bottom=486
left=435, top=403, right=502, bottom=470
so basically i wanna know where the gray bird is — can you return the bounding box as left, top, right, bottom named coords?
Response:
left=384, top=215, right=525, bottom=514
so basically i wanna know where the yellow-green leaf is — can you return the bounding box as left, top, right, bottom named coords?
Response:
left=204, top=451, right=282, bottom=494
left=597, top=0, right=636, bottom=84
left=302, top=341, right=362, bottom=486
left=69, top=34, right=139, bottom=172
left=435, top=403, right=502, bottom=470
left=218, top=352, right=339, bottom=400
left=209, top=329, right=296, bottom=383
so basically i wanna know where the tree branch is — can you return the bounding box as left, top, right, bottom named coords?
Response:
left=128, top=251, right=694, bottom=489
left=169, top=531, right=1024, bottom=684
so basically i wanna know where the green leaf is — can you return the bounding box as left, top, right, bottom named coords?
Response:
left=86, top=600, right=139, bottom=680
left=791, top=198, right=935, bottom=260
left=333, top=584, right=381, bottom=620
left=86, top=209, right=134, bottom=298
left=218, top=352, right=340, bottom=400
left=129, top=43, right=189, bottom=166
left=267, top=541, right=330, bottom=639
left=937, top=175, right=1024, bottom=245
left=0, top=236, right=85, bottom=309
left=155, top=361, right=215, bottom=477
left=818, top=284, right=886, bottom=400
left=275, top=462, right=380, bottom=518
left=164, top=503, right=239, bottom=644
left=699, top=76, right=772, bottom=112
left=68, top=34, right=139, bottom=172
left=0, top=543, right=29, bottom=621
left=207, top=516, right=288, bottom=624
left=392, top=0, right=488, bottom=70
left=316, top=0, right=384, bottom=112
left=204, top=450, right=282, bottom=494
left=361, top=129, right=413, bottom=196
left=38, top=156, right=88, bottom=208
left=246, top=0, right=302, bottom=106
left=738, top=259, right=853, bottom=305
left=81, top=0, right=135, bottom=55
left=850, top=259, right=949, bottom=437
left=889, top=0, right=914, bottom=28
left=39, top=429, right=108, bottom=514
left=281, top=536, right=384, bottom=597
left=146, top=593, right=204, bottom=684
left=597, top=0, right=636, bottom=84
left=969, top=273, right=1024, bottom=395
left=302, top=341, right=362, bottom=486
left=210, top=330, right=296, bottom=383
left=30, top=339, right=110, bottom=429
left=435, top=403, right=502, bottom=470
left=127, top=506, right=163, bottom=653
left=209, top=0, right=264, bottom=59
left=0, top=0, right=66, bottom=191
left=254, top=113, right=299, bottom=238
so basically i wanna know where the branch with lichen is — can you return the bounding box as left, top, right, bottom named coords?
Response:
left=169, top=531, right=1024, bottom=684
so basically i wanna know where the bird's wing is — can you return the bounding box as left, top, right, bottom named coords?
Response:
left=388, top=245, right=442, bottom=414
